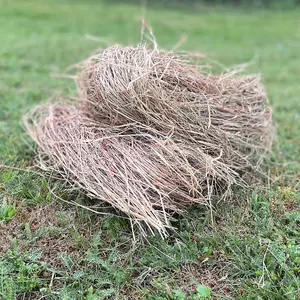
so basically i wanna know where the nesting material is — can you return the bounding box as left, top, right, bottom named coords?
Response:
left=24, top=45, right=273, bottom=235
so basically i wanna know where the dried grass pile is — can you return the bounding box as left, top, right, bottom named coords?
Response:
left=24, top=45, right=273, bottom=235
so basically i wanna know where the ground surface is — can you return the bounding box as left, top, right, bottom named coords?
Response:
left=0, top=0, right=299, bottom=299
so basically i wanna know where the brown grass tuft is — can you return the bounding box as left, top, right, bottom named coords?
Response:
left=24, top=45, right=274, bottom=235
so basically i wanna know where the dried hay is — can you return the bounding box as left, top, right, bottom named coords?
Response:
left=24, top=45, right=273, bottom=235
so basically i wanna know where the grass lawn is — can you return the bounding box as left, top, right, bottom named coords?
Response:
left=0, top=0, right=299, bottom=299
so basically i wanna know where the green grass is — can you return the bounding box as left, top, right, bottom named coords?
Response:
left=0, top=0, right=299, bottom=299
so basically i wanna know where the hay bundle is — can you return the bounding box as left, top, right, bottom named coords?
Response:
left=24, top=45, right=273, bottom=235
left=77, top=45, right=272, bottom=171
